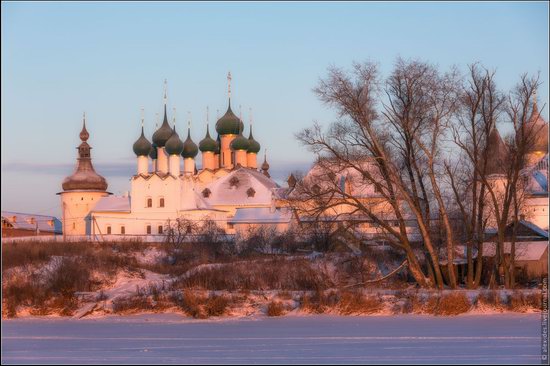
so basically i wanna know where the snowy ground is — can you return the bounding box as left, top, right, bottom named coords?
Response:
left=1, top=314, right=543, bottom=364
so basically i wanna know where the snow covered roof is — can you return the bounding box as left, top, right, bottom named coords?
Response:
left=482, top=241, right=548, bottom=261
left=288, top=159, right=385, bottom=200
left=1, top=211, right=62, bottom=234
left=229, top=207, right=293, bottom=224
left=92, top=196, right=131, bottom=212
left=203, top=167, right=280, bottom=206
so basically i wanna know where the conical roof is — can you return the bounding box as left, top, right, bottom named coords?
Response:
left=485, top=127, right=507, bottom=175
left=62, top=118, right=108, bottom=191
left=526, top=100, right=548, bottom=154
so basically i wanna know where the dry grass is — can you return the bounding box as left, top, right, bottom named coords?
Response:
left=266, top=301, right=286, bottom=316
left=112, top=295, right=153, bottom=314
left=436, top=292, right=471, bottom=315
left=174, top=258, right=332, bottom=291
left=508, top=291, right=542, bottom=312
left=338, top=292, right=383, bottom=315
left=204, top=295, right=230, bottom=317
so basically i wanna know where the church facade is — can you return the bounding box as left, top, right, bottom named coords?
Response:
left=60, top=76, right=281, bottom=239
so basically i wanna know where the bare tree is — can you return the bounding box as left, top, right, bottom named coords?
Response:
left=293, top=60, right=461, bottom=289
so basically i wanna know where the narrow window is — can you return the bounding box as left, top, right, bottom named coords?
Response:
left=186, top=225, right=192, bottom=234
left=121, top=226, right=125, bottom=235
left=73, top=222, right=76, bottom=230
left=147, top=198, right=152, bottom=208
left=159, top=197, right=165, bottom=208
left=107, top=226, right=112, bottom=234
left=146, top=225, right=151, bottom=234
left=158, top=225, right=163, bottom=234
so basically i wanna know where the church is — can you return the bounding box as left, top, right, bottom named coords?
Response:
left=58, top=75, right=549, bottom=244
left=59, top=74, right=287, bottom=239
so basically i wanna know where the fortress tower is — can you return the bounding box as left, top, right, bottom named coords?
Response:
left=58, top=114, right=110, bottom=237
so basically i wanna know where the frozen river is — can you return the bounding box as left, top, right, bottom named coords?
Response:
left=1, top=314, right=543, bottom=364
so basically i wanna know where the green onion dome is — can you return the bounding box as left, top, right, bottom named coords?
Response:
left=165, top=126, right=184, bottom=155
left=152, top=105, right=173, bottom=147
left=149, top=142, right=158, bottom=160
left=247, top=126, right=260, bottom=154
left=181, top=128, right=199, bottom=158
left=199, top=125, right=217, bottom=152
left=215, top=102, right=244, bottom=135
left=133, top=126, right=152, bottom=157
left=230, top=128, right=250, bottom=151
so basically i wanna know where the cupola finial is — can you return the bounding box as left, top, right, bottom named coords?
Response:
left=80, top=112, right=89, bottom=142
left=227, top=71, right=232, bottom=101
left=173, top=107, right=177, bottom=127
left=140, top=107, right=145, bottom=129
left=163, top=79, right=168, bottom=105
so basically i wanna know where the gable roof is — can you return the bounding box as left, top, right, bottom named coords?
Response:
left=92, top=196, right=131, bottom=212
left=482, top=241, right=548, bottom=261
left=485, top=220, right=549, bottom=242
left=1, top=211, right=62, bottom=234
left=203, top=167, right=280, bottom=206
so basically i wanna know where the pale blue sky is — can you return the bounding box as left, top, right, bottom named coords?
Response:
left=1, top=1, right=548, bottom=218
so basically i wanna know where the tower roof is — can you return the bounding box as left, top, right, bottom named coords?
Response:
left=230, top=125, right=250, bottom=151
left=62, top=116, right=108, bottom=191
left=165, top=125, right=184, bottom=155
left=181, top=127, right=199, bottom=158
left=133, top=115, right=152, bottom=157
left=485, top=127, right=507, bottom=175
left=199, top=124, right=217, bottom=152
left=215, top=102, right=244, bottom=135
left=152, top=81, right=173, bottom=147
left=247, top=125, right=261, bottom=154
left=526, top=97, right=548, bottom=154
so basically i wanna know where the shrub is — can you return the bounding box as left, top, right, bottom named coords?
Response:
left=400, top=291, right=423, bottom=314
left=477, top=290, right=504, bottom=310
left=300, top=290, right=339, bottom=314
left=174, top=290, right=207, bottom=319
left=338, top=292, right=382, bottom=315
left=205, top=295, right=229, bottom=317
left=112, top=295, right=153, bottom=313
left=508, top=291, right=542, bottom=312
left=266, top=301, right=286, bottom=316
left=435, top=292, right=471, bottom=316
left=48, top=258, right=92, bottom=295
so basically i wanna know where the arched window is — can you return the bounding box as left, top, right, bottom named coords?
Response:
left=246, top=187, right=256, bottom=197
left=159, top=197, right=165, bottom=208
left=202, top=188, right=211, bottom=198
left=158, top=225, right=163, bottom=234
left=120, top=226, right=126, bottom=235
left=146, top=197, right=152, bottom=208
left=106, top=226, right=111, bottom=234
left=72, top=222, right=76, bottom=230
left=146, top=225, right=151, bottom=234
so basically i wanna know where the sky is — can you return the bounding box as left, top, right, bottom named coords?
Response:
left=1, top=1, right=548, bottom=219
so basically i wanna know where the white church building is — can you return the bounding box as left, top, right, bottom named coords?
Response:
left=59, top=75, right=285, bottom=239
